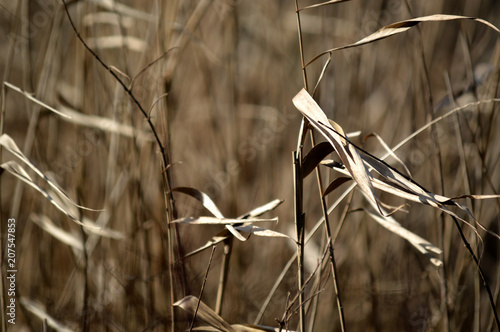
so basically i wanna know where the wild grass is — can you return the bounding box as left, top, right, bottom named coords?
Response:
left=1, top=0, right=500, bottom=331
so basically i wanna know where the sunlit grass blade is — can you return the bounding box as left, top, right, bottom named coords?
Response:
left=4, top=82, right=71, bottom=119
left=174, top=295, right=235, bottom=332
left=172, top=187, right=225, bottom=218
left=238, top=199, right=283, bottom=219
left=306, top=14, right=500, bottom=67
left=0, top=134, right=100, bottom=212
left=172, top=216, right=278, bottom=225
left=20, top=297, right=74, bottom=332
left=30, top=214, right=84, bottom=251
left=293, top=88, right=382, bottom=214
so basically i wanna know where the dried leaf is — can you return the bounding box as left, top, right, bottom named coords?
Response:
left=302, top=141, right=334, bottom=178
left=4, top=82, right=71, bottom=119
left=0, top=134, right=99, bottom=212
left=307, top=14, right=500, bottom=66
left=20, top=297, right=74, bottom=332
left=172, top=187, right=224, bottom=218
left=364, top=209, right=443, bottom=267
left=172, top=217, right=278, bottom=225
left=299, top=0, right=351, bottom=11
left=323, top=177, right=352, bottom=197
left=184, top=230, right=231, bottom=258
left=87, top=36, right=147, bottom=52
left=238, top=199, right=283, bottom=219
left=233, top=225, right=291, bottom=239
left=293, top=89, right=383, bottom=214
left=30, top=214, right=83, bottom=251
left=0, top=161, right=94, bottom=229
left=57, top=104, right=151, bottom=140
left=174, top=295, right=235, bottom=332
left=363, top=132, right=411, bottom=177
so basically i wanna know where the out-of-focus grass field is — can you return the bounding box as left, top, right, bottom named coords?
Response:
left=1, top=0, right=500, bottom=331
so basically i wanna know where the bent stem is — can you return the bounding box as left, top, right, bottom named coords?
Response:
left=61, top=0, right=181, bottom=327
left=451, top=216, right=500, bottom=329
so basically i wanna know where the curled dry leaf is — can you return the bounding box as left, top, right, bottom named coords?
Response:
left=0, top=134, right=99, bottom=212
left=302, top=141, right=335, bottom=178
left=172, top=187, right=224, bottom=218
left=307, top=14, right=500, bottom=67
left=173, top=187, right=287, bottom=250
left=293, top=89, right=382, bottom=215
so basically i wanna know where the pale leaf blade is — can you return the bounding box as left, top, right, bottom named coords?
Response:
left=238, top=199, right=283, bottom=219
left=0, top=134, right=99, bottom=212
left=293, top=89, right=381, bottom=213
left=4, top=82, right=71, bottom=119
left=174, top=295, right=235, bottom=332
left=20, top=297, right=74, bottom=332
left=172, top=187, right=224, bottom=218
left=307, top=15, right=500, bottom=66
left=30, top=214, right=83, bottom=251
left=173, top=216, right=278, bottom=225
left=233, top=225, right=291, bottom=239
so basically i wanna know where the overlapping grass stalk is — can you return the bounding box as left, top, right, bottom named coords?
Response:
left=1, top=0, right=500, bottom=331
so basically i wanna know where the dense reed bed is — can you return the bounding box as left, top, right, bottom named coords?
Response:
left=1, top=1, right=500, bottom=331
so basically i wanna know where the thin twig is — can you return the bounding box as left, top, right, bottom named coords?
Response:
left=310, top=131, right=346, bottom=331
left=190, top=246, right=217, bottom=332
left=451, top=216, right=500, bottom=329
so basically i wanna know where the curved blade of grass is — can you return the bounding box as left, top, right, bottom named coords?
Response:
left=225, top=225, right=247, bottom=241
left=323, top=177, right=352, bottom=197
left=293, top=89, right=383, bottom=214
left=30, top=214, right=84, bottom=251
left=0, top=161, right=98, bottom=229
left=81, top=216, right=125, bottom=239
left=193, top=325, right=290, bottom=332
left=321, top=163, right=444, bottom=265
left=306, top=14, right=500, bottom=67
left=87, top=36, right=147, bottom=52
left=20, top=298, right=74, bottom=332
left=238, top=199, right=283, bottom=219
left=299, top=0, right=350, bottom=11
left=57, top=104, right=152, bottom=140
left=364, top=132, right=411, bottom=177
left=88, top=0, right=154, bottom=21
left=233, top=225, right=291, bottom=239
left=172, top=217, right=278, bottom=225
left=359, top=149, right=474, bottom=218
left=364, top=209, right=443, bottom=267
left=0, top=134, right=100, bottom=212
left=327, top=162, right=486, bottom=239
left=4, top=82, right=71, bottom=119
left=172, top=187, right=224, bottom=218
left=302, top=141, right=335, bottom=178
left=174, top=295, right=235, bottom=332
left=183, top=230, right=230, bottom=259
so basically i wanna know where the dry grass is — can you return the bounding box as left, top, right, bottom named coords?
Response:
left=1, top=0, right=500, bottom=331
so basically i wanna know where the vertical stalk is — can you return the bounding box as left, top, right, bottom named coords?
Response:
left=293, top=1, right=309, bottom=330
left=293, top=151, right=305, bottom=331
left=215, top=238, right=233, bottom=315
left=310, top=132, right=346, bottom=331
